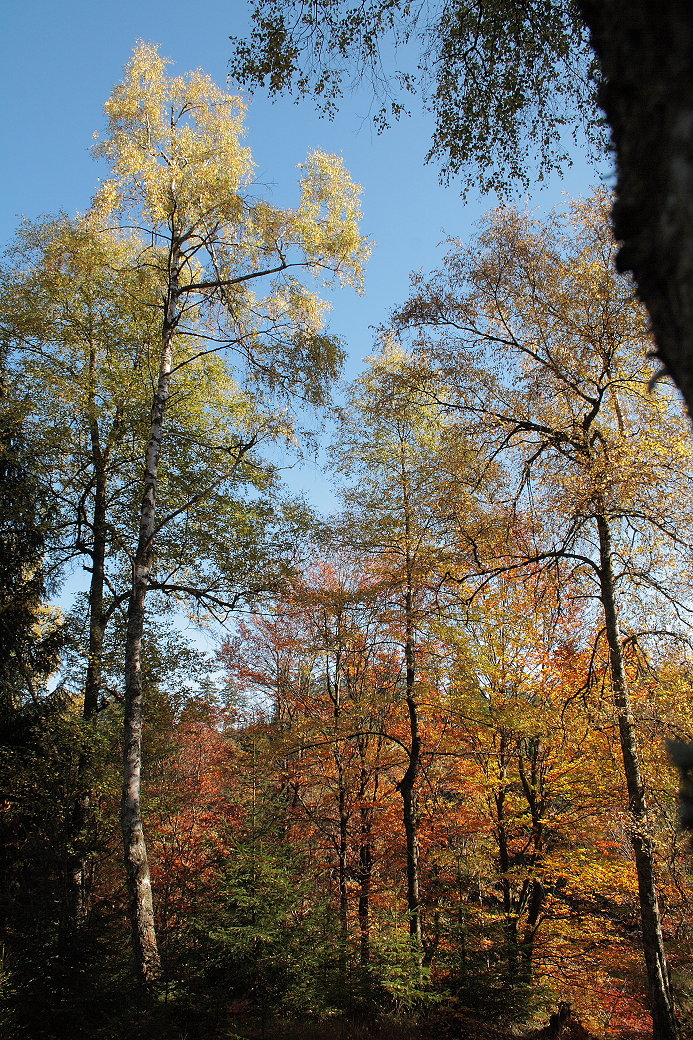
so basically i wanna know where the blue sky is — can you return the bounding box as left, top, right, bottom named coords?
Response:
left=2, top=0, right=609, bottom=508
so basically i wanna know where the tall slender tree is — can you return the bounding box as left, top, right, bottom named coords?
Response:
left=330, top=344, right=480, bottom=962
left=0, top=214, right=294, bottom=932
left=91, top=43, right=368, bottom=985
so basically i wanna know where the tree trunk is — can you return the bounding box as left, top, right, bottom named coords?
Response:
left=122, top=586, right=161, bottom=987
left=357, top=808, right=372, bottom=965
left=399, top=591, right=423, bottom=960
left=357, top=742, right=375, bottom=966
left=580, top=0, right=693, bottom=421
left=517, top=738, right=546, bottom=972
left=68, top=488, right=108, bottom=925
left=396, top=443, right=424, bottom=964
left=328, top=643, right=349, bottom=967
left=494, top=757, right=518, bottom=981
left=120, top=240, right=182, bottom=988
left=521, top=880, right=544, bottom=968
left=69, top=373, right=110, bottom=927
left=596, top=509, right=679, bottom=1040
left=338, top=776, right=349, bottom=951
left=84, top=474, right=108, bottom=721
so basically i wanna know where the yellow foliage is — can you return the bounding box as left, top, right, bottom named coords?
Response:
left=92, top=42, right=368, bottom=300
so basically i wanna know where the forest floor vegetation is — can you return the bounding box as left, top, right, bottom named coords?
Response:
left=69, top=1003, right=612, bottom=1040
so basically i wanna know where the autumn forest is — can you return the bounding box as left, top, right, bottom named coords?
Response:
left=3, top=32, right=693, bottom=1040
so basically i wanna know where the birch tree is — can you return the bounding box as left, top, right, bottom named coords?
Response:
left=88, top=42, right=369, bottom=986
left=0, top=214, right=290, bottom=933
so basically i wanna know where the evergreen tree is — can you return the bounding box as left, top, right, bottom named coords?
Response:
left=0, top=364, right=77, bottom=1035
left=0, top=370, right=62, bottom=718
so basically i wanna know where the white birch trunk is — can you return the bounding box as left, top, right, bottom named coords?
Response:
left=120, top=239, right=182, bottom=987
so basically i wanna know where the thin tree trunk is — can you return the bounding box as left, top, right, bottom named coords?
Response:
left=69, top=339, right=112, bottom=927
left=328, top=638, right=349, bottom=967
left=122, top=584, right=161, bottom=987
left=596, top=509, right=679, bottom=1040
left=120, top=240, right=182, bottom=987
left=456, top=866, right=467, bottom=971
left=357, top=810, right=372, bottom=965
left=399, top=588, right=423, bottom=960
left=494, top=748, right=518, bottom=981
left=84, top=477, right=108, bottom=720
left=338, top=775, right=349, bottom=950
left=397, top=440, right=423, bottom=964
left=517, top=739, right=546, bottom=972
left=357, top=741, right=376, bottom=966
left=68, top=479, right=108, bottom=925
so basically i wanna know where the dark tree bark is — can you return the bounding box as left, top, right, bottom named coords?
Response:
left=517, top=740, right=546, bottom=969
left=398, top=582, right=424, bottom=962
left=596, top=508, right=679, bottom=1040
left=357, top=805, right=373, bottom=965
left=580, top=0, right=693, bottom=420
left=337, top=769, right=349, bottom=951
left=397, top=442, right=425, bottom=963
left=356, top=734, right=378, bottom=966
left=324, top=625, right=350, bottom=964
left=495, top=775, right=519, bottom=980
left=68, top=472, right=107, bottom=925
left=70, top=340, right=125, bottom=927
left=83, top=464, right=108, bottom=722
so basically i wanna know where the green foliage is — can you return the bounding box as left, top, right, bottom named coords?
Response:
left=0, top=384, right=63, bottom=716
left=1, top=213, right=299, bottom=624
left=426, top=0, right=603, bottom=192
left=366, top=926, right=438, bottom=1015
left=92, top=43, right=368, bottom=401
left=191, top=836, right=340, bottom=1019
left=437, top=916, right=551, bottom=1024
left=0, top=698, right=129, bottom=1039
left=2, top=32, right=691, bottom=1033
left=231, top=0, right=605, bottom=195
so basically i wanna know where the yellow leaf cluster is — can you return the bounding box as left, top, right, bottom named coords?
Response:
left=94, top=42, right=252, bottom=229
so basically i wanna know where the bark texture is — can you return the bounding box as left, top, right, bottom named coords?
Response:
left=68, top=483, right=107, bottom=926
left=357, top=737, right=377, bottom=965
left=580, top=0, right=693, bottom=419
left=120, top=242, right=182, bottom=987
left=399, top=585, right=423, bottom=959
left=394, top=438, right=424, bottom=961
left=596, top=510, right=679, bottom=1040
left=357, top=807, right=373, bottom=964
left=70, top=350, right=115, bottom=926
